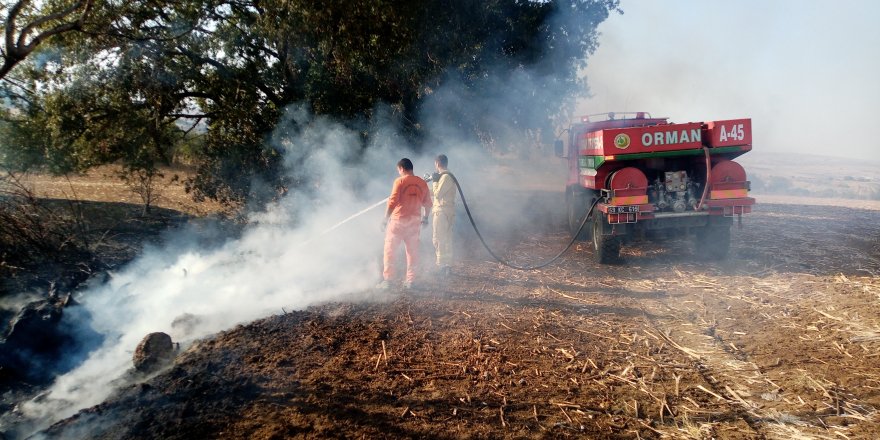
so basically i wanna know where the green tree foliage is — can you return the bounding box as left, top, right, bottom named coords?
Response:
left=1, top=0, right=619, bottom=209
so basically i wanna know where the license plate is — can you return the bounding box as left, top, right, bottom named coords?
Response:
left=607, top=205, right=639, bottom=214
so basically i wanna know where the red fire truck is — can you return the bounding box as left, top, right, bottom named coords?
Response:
left=555, top=112, right=755, bottom=263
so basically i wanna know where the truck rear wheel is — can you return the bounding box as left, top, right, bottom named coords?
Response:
left=567, top=188, right=592, bottom=241
left=592, top=212, right=620, bottom=264
left=695, top=225, right=731, bottom=260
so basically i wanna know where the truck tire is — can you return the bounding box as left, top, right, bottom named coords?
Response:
left=567, top=188, right=592, bottom=241
left=592, top=212, right=620, bottom=264
left=695, top=225, right=731, bottom=260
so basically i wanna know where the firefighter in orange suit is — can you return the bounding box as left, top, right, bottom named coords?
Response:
left=431, top=154, right=456, bottom=277
left=379, top=158, right=431, bottom=290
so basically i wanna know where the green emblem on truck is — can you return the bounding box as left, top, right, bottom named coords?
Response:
left=614, top=133, right=631, bottom=150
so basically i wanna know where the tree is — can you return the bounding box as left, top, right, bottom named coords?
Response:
left=1, top=0, right=93, bottom=79
left=2, top=0, right=620, bottom=210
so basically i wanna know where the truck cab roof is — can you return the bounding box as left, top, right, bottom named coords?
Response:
left=575, top=112, right=668, bottom=133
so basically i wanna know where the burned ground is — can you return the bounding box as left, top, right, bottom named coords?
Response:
left=36, top=199, right=880, bottom=440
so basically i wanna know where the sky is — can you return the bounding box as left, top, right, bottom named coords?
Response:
left=577, top=0, right=880, bottom=162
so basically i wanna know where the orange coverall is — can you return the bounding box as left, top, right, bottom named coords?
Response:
left=383, top=174, right=432, bottom=283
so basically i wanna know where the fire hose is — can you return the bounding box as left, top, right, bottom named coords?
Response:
left=440, top=172, right=600, bottom=271
left=694, top=146, right=711, bottom=211
left=308, top=171, right=598, bottom=270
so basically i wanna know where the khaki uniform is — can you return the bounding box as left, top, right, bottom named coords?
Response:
left=432, top=172, right=456, bottom=267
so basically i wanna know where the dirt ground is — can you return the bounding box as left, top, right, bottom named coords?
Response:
left=35, top=194, right=880, bottom=439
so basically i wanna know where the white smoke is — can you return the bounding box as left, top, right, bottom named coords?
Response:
left=15, top=105, right=435, bottom=430
left=13, top=9, right=589, bottom=434
left=15, top=96, right=568, bottom=436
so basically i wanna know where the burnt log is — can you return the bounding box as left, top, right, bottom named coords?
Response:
left=133, top=332, right=175, bottom=373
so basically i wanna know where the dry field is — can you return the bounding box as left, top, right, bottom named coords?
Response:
left=39, top=191, right=880, bottom=439
left=16, top=165, right=225, bottom=217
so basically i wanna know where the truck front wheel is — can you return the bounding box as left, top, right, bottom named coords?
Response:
left=592, top=212, right=621, bottom=264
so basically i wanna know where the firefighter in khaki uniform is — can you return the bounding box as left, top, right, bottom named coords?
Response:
left=431, top=154, right=456, bottom=277
left=379, top=158, right=432, bottom=290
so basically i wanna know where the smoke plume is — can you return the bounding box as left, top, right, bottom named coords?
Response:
left=10, top=6, right=593, bottom=437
